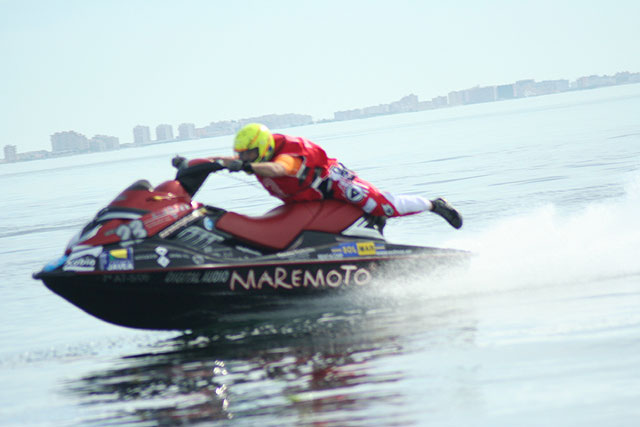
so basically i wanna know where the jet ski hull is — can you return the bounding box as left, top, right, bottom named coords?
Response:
left=36, top=250, right=466, bottom=330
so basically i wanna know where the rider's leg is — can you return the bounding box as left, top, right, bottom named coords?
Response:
left=382, top=192, right=463, bottom=229
left=381, top=192, right=433, bottom=215
left=325, top=164, right=462, bottom=228
left=330, top=176, right=463, bottom=228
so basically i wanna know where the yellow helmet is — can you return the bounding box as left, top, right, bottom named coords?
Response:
left=233, top=123, right=275, bottom=162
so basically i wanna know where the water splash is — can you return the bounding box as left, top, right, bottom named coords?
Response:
left=441, top=175, right=640, bottom=295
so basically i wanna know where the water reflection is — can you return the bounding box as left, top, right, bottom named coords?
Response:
left=67, top=290, right=476, bottom=425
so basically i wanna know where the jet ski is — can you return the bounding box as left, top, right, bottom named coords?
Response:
left=34, top=158, right=468, bottom=330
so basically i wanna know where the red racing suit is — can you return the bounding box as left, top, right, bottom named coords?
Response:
left=256, top=134, right=402, bottom=217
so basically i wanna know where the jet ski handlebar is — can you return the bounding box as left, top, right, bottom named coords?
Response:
left=172, top=156, right=225, bottom=197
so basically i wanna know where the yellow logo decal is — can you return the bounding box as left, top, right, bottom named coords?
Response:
left=356, top=241, right=376, bottom=256
left=109, top=248, right=129, bottom=259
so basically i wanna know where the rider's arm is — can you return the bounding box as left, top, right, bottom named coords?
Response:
left=207, top=155, right=237, bottom=166
left=250, top=155, right=302, bottom=178
left=250, top=162, right=287, bottom=177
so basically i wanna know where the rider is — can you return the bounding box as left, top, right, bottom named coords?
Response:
left=212, top=123, right=463, bottom=229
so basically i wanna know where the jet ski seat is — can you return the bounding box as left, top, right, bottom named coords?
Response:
left=215, top=200, right=363, bottom=250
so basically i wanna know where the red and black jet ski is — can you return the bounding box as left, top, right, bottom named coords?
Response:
left=33, top=158, right=468, bottom=330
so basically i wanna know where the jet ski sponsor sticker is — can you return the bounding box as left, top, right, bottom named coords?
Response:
left=229, top=265, right=372, bottom=291
left=143, top=203, right=192, bottom=230
left=99, top=248, right=134, bottom=271
left=63, top=246, right=103, bottom=272
left=102, top=274, right=150, bottom=283
left=157, top=209, right=205, bottom=238
left=63, top=256, right=96, bottom=272
left=164, top=270, right=230, bottom=284
left=275, top=248, right=315, bottom=258
left=329, top=241, right=384, bottom=257
left=174, top=226, right=224, bottom=249
left=155, top=246, right=170, bottom=267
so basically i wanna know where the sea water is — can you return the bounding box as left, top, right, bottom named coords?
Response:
left=1, top=84, right=639, bottom=426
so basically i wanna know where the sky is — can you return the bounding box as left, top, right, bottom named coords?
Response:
left=1, top=0, right=639, bottom=153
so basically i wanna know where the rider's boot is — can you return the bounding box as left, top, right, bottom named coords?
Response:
left=365, top=215, right=387, bottom=234
left=430, top=198, right=463, bottom=229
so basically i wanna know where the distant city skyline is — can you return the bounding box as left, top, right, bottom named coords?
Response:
left=3, top=70, right=638, bottom=163
left=2, top=1, right=639, bottom=154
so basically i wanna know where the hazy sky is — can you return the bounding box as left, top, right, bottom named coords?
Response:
left=1, top=0, right=639, bottom=152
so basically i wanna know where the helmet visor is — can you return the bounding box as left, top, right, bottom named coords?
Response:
left=237, top=148, right=259, bottom=162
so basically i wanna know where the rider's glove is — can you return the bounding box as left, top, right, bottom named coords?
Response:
left=227, top=160, right=253, bottom=173
left=172, top=155, right=187, bottom=169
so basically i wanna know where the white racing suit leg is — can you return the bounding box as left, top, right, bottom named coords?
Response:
left=381, top=192, right=434, bottom=216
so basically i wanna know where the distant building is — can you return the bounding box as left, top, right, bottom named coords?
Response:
left=362, top=104, right=390, bottom=116
left=389, top=94, right=419, bottom=113
left=4, top=145, right=17, bottom=162
left=447, top=90, right=466, bottom=106
left=337, top=93, right=444, bottom=119
left=156, top=124, right=174, bottom=141
left=198, top=120, right=237, bottom=138
left=575, top=75, right=616, bottom=89
left=615, top=72, right=632, bottom=84
left=496, top=84, right=515, bottom=100
left=465, top=86, right=496, bottom=104
left=17, top=150, right=50, bottom=161
left=431, top=96, right=448, bottom=108
left=533, top=79, right=569, bottom=95
left=238, top=114, right=313, bottom=130
left=177, top=123, right=197, bottom=140
left=195, top=127, right=209, bottom=138
left=51, top=131, right=89, bottom=153
left=334, top=108, right=364, bottom=121
left=133, top=125, right=151, bottom=144
left=90, top=135, right=120, bottom=151
left=625, top=72, right=640, bottom=83
left=612, top=71, right=640, bottom=85
left=514, top=79, right=536, bottom=97
left=417, top=100, right=434, bottom=110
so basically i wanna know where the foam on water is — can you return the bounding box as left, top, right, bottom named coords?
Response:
left=371, top=173, right=640, bottom=312
left=438, top=174, right=640, bottom=292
